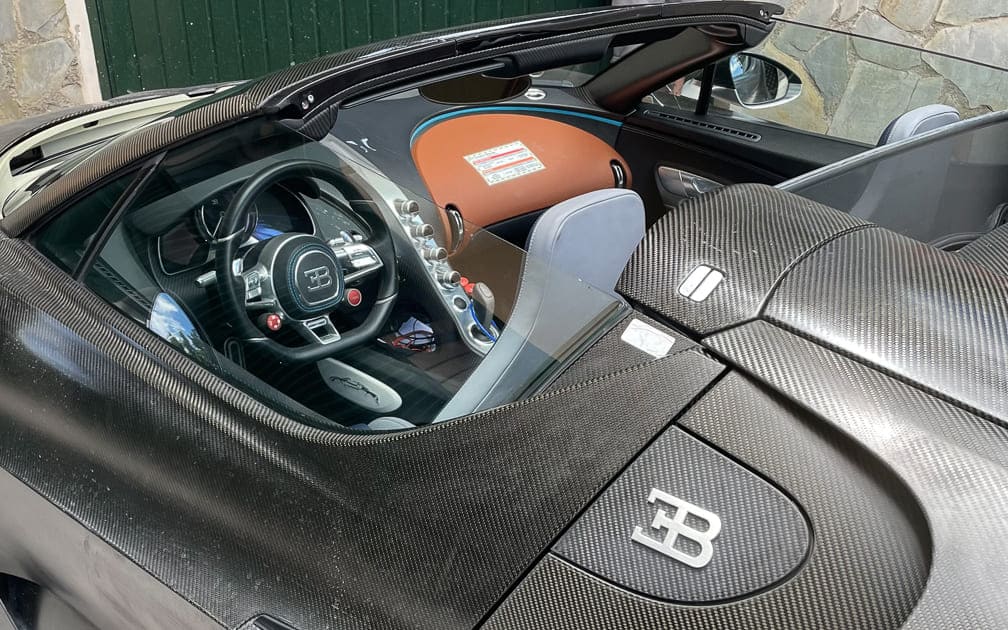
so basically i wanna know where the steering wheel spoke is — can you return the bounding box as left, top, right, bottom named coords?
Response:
left=293, top=316, right=342, bottom=345
left=241, top=265, right=265, bottom=302
left=333, top=242, right=384, bottom=284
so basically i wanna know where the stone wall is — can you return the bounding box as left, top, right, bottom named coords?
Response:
left=0, top=0, right=95, bottom=124
left=758, top=0, right=1008, bottom=143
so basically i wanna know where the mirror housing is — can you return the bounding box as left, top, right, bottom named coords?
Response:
left=713, top=53, right=802, bottom=109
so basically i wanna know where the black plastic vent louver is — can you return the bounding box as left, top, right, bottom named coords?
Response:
left=644, top=109, right=762, bottom=142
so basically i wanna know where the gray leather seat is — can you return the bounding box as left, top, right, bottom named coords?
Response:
left=434, top=188, right=645, bottom=421
left=878, top=104, right=960, bottom=145
left=525, top=188, right=646, bottom=298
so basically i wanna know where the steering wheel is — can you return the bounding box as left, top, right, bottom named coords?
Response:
left=215, top=159, right=397, bottom=363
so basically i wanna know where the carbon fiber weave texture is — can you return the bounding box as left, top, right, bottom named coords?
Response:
left=616, top=183, right=866, bottom=335
left=543, top=314, right=697, bottom=393
left=764, top=227, right=1008, bottom=422
left=956, top=222, right=1008, bottom=277
left=485, top=371, right=929, bottom=629
left=705, top=321, right=1008, bottom=628
left=0, top=102, right=119, bottom=157
left=553, top=425, right=810, bottom=603
left=0, top=238, right=723, bottom=629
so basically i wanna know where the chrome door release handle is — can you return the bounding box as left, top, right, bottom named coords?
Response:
left=657, top=166, right=723, bottom=199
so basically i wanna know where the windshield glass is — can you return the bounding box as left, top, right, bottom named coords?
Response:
left=91, top=118, right=624, bottom=431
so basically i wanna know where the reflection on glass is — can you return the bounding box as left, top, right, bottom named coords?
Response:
left=147, top=292, right=216, bottom=366
left=786, top=113, right=1008, bottom=243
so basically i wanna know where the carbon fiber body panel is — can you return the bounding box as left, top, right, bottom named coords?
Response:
left=957, top=222, right=1008, bottom=277
left=0, top=238, right=723, bottom=629
left=553, top=425, right=809, bottom=603
left=616, top=183, right=865, bottom=335
left=485, top=372, right=929, bottom=629
left=543, top=314, right=697, bottom=393
left=489, top=182, right=1008, bottom=628
left=0, top=85, right=231, bottom=158
left=620, top=182, right=1008, bottom=423
left=705, top=322, right=1008, bottom=628
left=0, top=469, right=221, bottom=630
left=764, top=227, right=1008, bottom=422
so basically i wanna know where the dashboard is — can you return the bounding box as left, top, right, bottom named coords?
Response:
left=156, top=182, right=363, bottom=275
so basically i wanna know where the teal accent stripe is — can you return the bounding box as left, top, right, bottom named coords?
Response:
left=410, top=106, right=622, bottom=145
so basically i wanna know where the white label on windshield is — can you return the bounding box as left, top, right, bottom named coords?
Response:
left=621, top=319, right=676, bottom=358
left=464, top=141, right=545, bottom=186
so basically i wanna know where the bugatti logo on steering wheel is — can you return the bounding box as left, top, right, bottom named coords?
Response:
left=303, top=266, right=333, bottom=292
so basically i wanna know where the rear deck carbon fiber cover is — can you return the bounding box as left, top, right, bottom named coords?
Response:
left=706, top=322, right=1008, bottom=628
left=485, top=371, right=929, bottom=629
left=764, top=226, right=1008, bottom=422
left=616, top=183, right=866, bottom=335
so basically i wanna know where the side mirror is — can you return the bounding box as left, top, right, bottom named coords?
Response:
left=713, top=53, right=802, bottom=109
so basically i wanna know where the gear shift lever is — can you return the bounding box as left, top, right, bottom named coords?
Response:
left=471, top=282, right=496, bottom=340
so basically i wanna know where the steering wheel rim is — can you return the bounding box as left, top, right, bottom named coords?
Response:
left=215, top=159, right=397, bottom=363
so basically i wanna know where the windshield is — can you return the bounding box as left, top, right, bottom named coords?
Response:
left=86, top=118, right=624, bottom=430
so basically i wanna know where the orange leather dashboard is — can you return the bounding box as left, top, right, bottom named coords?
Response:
left=411, top=113, right=630, bottom=227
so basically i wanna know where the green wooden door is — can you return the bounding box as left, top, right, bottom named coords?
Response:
left=85, top=0, right=607, bottom=97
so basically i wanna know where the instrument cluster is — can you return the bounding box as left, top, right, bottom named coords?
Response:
left=158, top=183, right=319, bottom=275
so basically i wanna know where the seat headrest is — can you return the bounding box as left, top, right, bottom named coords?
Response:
left=877, top=104, right=961, bottom=146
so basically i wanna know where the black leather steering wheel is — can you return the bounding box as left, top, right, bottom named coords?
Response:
left=215, top=159, right=397, bottom=363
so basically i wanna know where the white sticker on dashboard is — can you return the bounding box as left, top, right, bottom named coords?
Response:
left=464, top=140, right=545, bottom=186
left=621, top=318, right=676, bottom=358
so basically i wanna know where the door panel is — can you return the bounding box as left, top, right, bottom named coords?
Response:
left=618, top=107, right=865, bottom=221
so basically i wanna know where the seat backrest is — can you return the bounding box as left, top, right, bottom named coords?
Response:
left=433, top=189, right=644, bottom=422
left=525, top=188, right=645, bottom=297
left=878, top=104, right=960, bottom=146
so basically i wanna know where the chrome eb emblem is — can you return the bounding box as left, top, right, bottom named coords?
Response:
left=678, top=265, right=724, bottom=302
left=631, top=488, right=722, bottom=568
left=303, top=266, right=333, bottom=292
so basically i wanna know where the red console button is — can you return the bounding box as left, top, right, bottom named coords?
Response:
left=259, top=313, right=282, bottom=332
